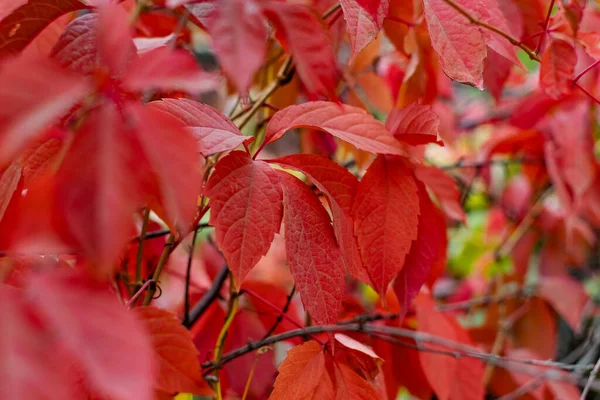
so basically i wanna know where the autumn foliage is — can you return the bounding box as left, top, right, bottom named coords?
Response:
left=1, top=0, right=599, bottom=398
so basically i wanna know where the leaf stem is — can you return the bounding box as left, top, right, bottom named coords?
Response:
left=135, top=207, right=151, bottom=286
left=534, top=0, right=556, bottom=54
left=143, top=233, right=175, bottom=305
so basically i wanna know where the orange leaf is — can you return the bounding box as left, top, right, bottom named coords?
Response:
left=134, top=306, right=212, bottom=395
left=269, top=340, right=333, bottom=399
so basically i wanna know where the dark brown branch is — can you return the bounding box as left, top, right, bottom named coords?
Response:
left=183, top=264, right=229, bottom=328
left=202, top=323, right=595, bottom=377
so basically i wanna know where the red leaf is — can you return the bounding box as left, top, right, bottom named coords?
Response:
left=415, top=291, right=485, bottom=400
left=0, top=0, right=86, bottom=56
left=124, top=47, right=216, bottom=94
left=539, top=276, right=588, bottom=333
left=539, top=38, right=577, bottom=99
left=413, top=164, right=466, bottom=222
left=394, top=183, right=447, bottom=317
left=0, top=286, right=75, bottom=399
left=205, top=151, right=283, bottom=288
left=0, top=160, right=21, bottom=222
left=55, top=103, right=144, bottom=272
left=279, top=171, right=345, bottom=325
left=270, top=154, right=369, bottom=283
left=0, top=0, right=28, bottom=21
left=0, top=56, right=89, bottom=165
left=206, top=0, right=267, bottom=92
left=270, top=340, right=334, bottom=399
left=386, top=103, right=443, bottom=146
left=422, top=0, right=487, bottom=89
left=262, top=2, right=338, bottom=99
left=335, top=333, right=381, bottom=360
left=351, top=155, right=420, bottom=296
left=148, top=98, right=248, bottom=157
left=96, top=3, right=136, bottom=77
left=27, top=271, right=156, bottom=400
left=127, top=103, right=203, bottom=232
left=19, top=136, right=62, bottom=185
left=134, top=306, right=212, bottom=395
left=483, top=49, right=513, bottom=101
left=334, top=363, right=380, bottom=399
left=51, top=13, right=101, bottom=74
left=339, top=0, right=389, bottom=61
left=478, top=0, right=522, bottom=67
left=264, top=101, right=407, bottom=155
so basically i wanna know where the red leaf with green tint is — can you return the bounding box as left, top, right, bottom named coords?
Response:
left=134, top=306, right=212, bottom=395
left=271, top=154, right=368, bottom=283
left=264, top=101, right=406, bottom=155
left=422, top=0, right=487, bottom=89
left=205, top=151, right=283, bottom=288
left=279, top=171, right=345, bottom=325
left=0, top=0, right=87, bottom=56
left=351, top=155, right=420, bottom=296
left=148, top=98, right=248, bottom=157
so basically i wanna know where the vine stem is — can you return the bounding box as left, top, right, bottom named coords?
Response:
left=212, top=273, right=240, bottom=400
left=143, top=233, right=175, bottom=305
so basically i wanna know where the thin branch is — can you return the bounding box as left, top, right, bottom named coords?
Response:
left=183, top=222, right=202, bottom=326
left=203, top=323, right=596, bottom=375
left=261, top=285, right=296, bottom=339
left=440, top=157, right=544, bottom=171
left=437, top=284, right=536, bottom=312
left=184, top=264, right=229, bottom=328
left=581, top=354, right=600, bottom=399
left=132, top=222, right=211, bottom=243
left=534, top=0, right=556, bottom=54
